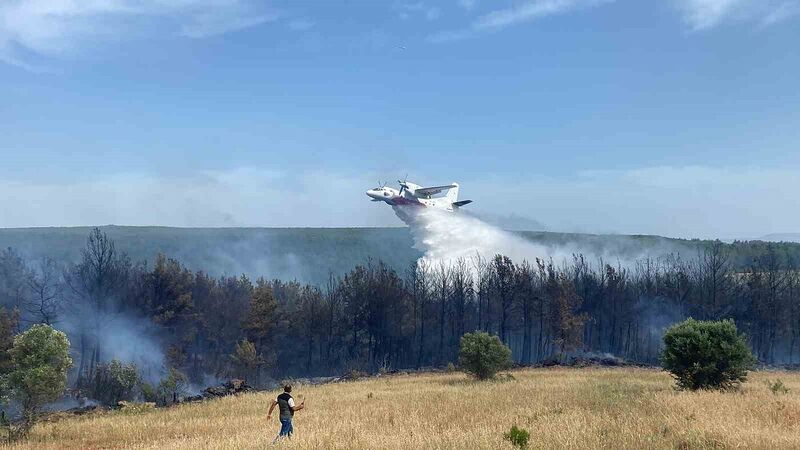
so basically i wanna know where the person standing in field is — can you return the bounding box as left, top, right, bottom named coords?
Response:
left=268, top=384, right=305, bottom=442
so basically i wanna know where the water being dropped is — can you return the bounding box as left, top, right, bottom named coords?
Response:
left=394, top=206, right=555, bottom=266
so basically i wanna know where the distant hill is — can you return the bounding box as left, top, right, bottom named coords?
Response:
left=760, top=233, right=800, bottom=243
left=0, top=226, right=420, bottom=284
left=2, top=226, right=799, bottom=284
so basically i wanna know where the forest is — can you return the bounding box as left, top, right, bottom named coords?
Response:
left=1, top=228, right=800, bottom=392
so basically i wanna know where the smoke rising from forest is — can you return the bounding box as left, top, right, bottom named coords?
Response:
left=59, top=310, right=167, bottom=385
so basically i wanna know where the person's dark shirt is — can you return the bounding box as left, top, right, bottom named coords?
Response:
left=277, top=392, right=295, bottom=420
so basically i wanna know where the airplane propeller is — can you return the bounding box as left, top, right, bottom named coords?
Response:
left=398, top=174, right=408, bottom=195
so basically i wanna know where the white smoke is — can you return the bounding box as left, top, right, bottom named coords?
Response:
left=95, top=314, right=167, bottom=384
left=396, top=206, right=561, bottom=266
left=395, top=205, right=685, bottom=270
left=58, top=309, right=168, bottom=385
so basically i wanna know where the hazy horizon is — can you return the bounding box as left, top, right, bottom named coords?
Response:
left=2, top=1, right=798, bottom=239
left=0, top=221, right=797, bottom=244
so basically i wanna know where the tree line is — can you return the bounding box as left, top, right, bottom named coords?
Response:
left=1, top=228, right=800, bottom=390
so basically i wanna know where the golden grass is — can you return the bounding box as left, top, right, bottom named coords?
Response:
left=8, top=368, right=800, bottom=449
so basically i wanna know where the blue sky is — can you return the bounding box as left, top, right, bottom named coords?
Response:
left=1, top=0, right=799, bottom=238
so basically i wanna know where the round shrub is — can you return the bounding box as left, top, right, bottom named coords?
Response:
left=458, top=331, right=512, bottom=380
left=503, top=425, right=530, bottom=449
left=661, top=318, right=756, bottom=390
left=5, top=324, right=72, bottom=439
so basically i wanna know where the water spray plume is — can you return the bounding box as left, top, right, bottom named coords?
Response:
left=396, top=206, right=555, bottom=267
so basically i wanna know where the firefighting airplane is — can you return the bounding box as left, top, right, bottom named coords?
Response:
left=366, top=180, right=473, bottom=212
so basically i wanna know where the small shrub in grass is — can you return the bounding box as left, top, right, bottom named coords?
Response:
left=495, top=372, right=516, bottom=383
left=157, top=368, right=189, bottom=405
left=503, top=425, right=530, bottom=449
left=766, top=379, right=790, bottom=395
left=346, top=369, right=368, bottom=381
left=661, top=318, right=756, bottom=390
left=118, top=401, right=156, bottom=415
left=139, top=382, right=158, bottom=403
left=89, top=359, right=140, bottom=406
left=458, top=331, right=512, bottom=380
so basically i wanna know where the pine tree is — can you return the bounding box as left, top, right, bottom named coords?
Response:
left=243, top=278, right=277, bottom=384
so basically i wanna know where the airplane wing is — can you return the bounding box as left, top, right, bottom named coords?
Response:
left=414, top=184, right=457, bottom=197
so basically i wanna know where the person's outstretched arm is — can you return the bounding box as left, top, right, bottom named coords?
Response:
left=292, top=400, right=305, bottom=412
left=267, top=400, right=278, bottom=420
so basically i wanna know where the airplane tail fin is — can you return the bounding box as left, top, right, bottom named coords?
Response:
left=446, top=183, right=459, bottom=203
left=448, top=183, right=472, bottom=208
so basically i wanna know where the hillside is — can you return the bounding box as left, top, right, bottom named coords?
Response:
left=0, top=226, right=421, bottom=284
left=11, top=368, right=800, bottom=449
left=2, top=226, right=800, bottom=284
left=761, top=233, right=800, bottom=243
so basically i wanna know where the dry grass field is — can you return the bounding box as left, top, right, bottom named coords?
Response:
left=8, top=367, right=800, bottom=449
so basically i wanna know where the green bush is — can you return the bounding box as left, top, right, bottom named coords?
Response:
left=503, top=425, right=530, bottom=449
left=157, top=368, right=189, bottom=405
left=139, top=382, right=158, bottom=403
left=661, top=318, right=756, bottom=390
left=458, top=331, right=512, bottom=380
left=766, top=379, right=790, bottom=395
left=88, top=360, right=140, bottom=406
left=4, top=324, right=72, bottom=440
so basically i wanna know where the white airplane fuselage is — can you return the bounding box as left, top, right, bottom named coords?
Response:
left=367, top=180, right=472, bottom=220
left=366, top=186, right=455, bottom=211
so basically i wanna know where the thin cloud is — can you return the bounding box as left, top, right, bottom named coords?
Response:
left=464, top=165, right=800, bottom=239
left=458, top=0, right=479, bottom=11
left=759, top=1, right=800, bottom=26
left=676, top=0, right=800, bottom=30
left=2, top=166, right=796, bottom=239
left=677, top=0, right=740, bottom=30
left=475, top=0, right=612, bottom=30
left=0, top=0, right=280, bottom=69
left=178, top=11, right=279, bottom=39
left=429, top=0, right=613, bottom=43
left=0, top=169, right=396, bottom=228
left=394, top=2, right=442, bottom=21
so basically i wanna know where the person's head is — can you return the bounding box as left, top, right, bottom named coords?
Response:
left=283, top=384, right=292, bottom=393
